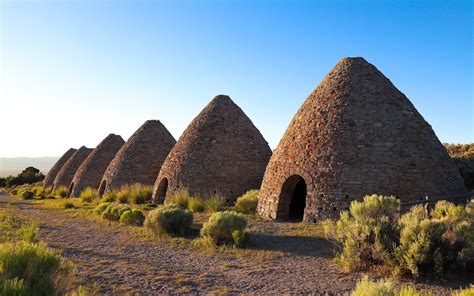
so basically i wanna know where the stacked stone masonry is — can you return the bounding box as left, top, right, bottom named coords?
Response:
left=257, top=57, right=467, bottom=223
left=52, top=146, right=93, bottom=191
left=99, top=120, right=176, bottom=195
left=70, top=134, right=124, bottom=197
left=152, top=95, right=272, bottom=204
left=43, top=148, right=77, bottom=188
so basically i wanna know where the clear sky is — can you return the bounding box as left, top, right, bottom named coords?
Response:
left=0, top=0, right=472, bottom=157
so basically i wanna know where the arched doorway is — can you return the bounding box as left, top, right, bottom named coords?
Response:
left=277, top=175, right=307, bottom=221
left=156, top=178, right=169, bottom=202
left=98, top=180, right=106, bottom=197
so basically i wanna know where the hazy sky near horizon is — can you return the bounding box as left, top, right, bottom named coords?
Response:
left=0, top=0, right=472, bottom=157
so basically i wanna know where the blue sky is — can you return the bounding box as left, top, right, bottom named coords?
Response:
left=0, top=0, right=472, bottom=157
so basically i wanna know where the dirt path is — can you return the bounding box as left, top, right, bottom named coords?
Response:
left=0, top=193, right=465, bottom=295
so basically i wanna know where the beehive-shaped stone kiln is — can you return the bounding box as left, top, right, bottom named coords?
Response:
left=69, top=134, right=124, bottom=197
left=99, top=120, right=176, bottom=196
left=152, top=95, right=272, bottom=204
left=257, top=57, right=466, bottom=223
left=52, top=146, right=93, bottom=191
left=43, top=148, right=77, bottom=188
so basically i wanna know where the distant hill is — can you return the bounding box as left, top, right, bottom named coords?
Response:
left=0, top=157, right=58, bottom=177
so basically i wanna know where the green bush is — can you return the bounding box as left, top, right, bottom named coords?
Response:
left=79, top=187, right=98, bottom=203
left=204, top=194, right=225, bottom=213
left=93, top=202, right=111, bottom=215
left=200, top=211, right=247, bottom=247
left=53, top=186, right=68, bottom=198
left=167, top=189, right=191, bottom=209
left=10, top=189, right=18, bottom=196
left=144, top=204, right=193, bottom=236
left=188, top=198, right=205, bottom=212
left=119, top=209, right=145, bottom=226
left=101, top=204, right=131, bottom=221
left=0, top=241, right=73, bottom=295
left=325, top=196, right=473, bottom=278
left=323, top=194, right=400, bottom=272
left=351, top=276, right=395, bottom=296
left=19, top=190, right=34, bottom=200
left=63, top=201, right=75, bottom=209
left=235, top=190, right=259, bottom=214
left=101, top=192, right=116, bottom=203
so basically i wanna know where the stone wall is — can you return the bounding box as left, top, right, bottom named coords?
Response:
left=99, top=120, right=176, bottom=195
left=52, top=146, right=93, bottom=191
left=70, top=134, right=124, bottom=197
left=152, top=95, right=272, bottom=204
left=43, top=148, right=77, bottom=188
left=258, top=57, right=467, bottom=223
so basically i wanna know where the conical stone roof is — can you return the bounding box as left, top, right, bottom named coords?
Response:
left=99, top=120, right=176, bottom=195
left=70, top=134, right=124, bottom=197
left=43, top=148, right=77, bottom=188
left=257, top=57, right=467, bottom=222
left=52, top=146, right=93, bottom=191
left=152, top=95, right=272, bottom=204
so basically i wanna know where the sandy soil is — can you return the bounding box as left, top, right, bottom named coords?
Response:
left=0, top=193, right=470, bottom=295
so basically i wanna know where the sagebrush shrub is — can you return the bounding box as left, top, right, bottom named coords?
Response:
left=166, top=189, right=192, bottom=209
left=144, top=204, right=193, bottom=236
left=120, top=209, right=145, bottom=226
left=101, top=204, right=131, bottom=221
left=93, top=202, right=111, bottom=215
left=325, top=196, right=473, bottom=278
left=31, top=186, right=44, bottom=197
left=200, top=211, right=248, bottom=247
left=351, top=276, right=395, bottom=296
left=235, top=190, right=259, bottom=214
left=0, top=241, right=73, bottom=295
left=79, top=187, right=98, bottom=203
left=323, top=195, right=400, bottom=271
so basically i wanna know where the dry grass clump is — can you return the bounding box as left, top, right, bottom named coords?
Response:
left=203, top=194, right=225, bottom=213
left=0, top=241, right=74, bottom=295
left=111, top=184, right=152, bottom=204
left=235, top=190, right=259, bottom=214
left=444, top=143, right=474, bottom=159
left=79, top=187, right=99, bottom=203
left=324, top=195, right=473, bottom=278
left=53, top=186, right=69, bottom=198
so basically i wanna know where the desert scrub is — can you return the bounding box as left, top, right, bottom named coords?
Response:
left=323, top=194, right=400, bottom=272
left=19, top=190, right=34, bottom=200
left=324, top=196, right=473, bottom=278
left=128, top=184, right=152, bottom=204
left=101, top=192, right=117, bottom=203
left=0, top=211, right=38, bottom=243
left=120, top=209, right=145, bottom=226
left=101, top=204, right=131, bottom=222
left=235, top=190, right=259, bottom=214
left=204, top=194, right=225, bottom=213
left=63, top=201, right=76, bottom=209
left=31, top=186, right=45, bottom=197
left=79, top=187, right=98, bottom=203
left=188, top=198, right=205, bottom=213
left=0, top=241, right=73, bottom=295
left=200, top=211, right=248, bottom=247
left=167, top=189, right=192, bottom=209
left=53, top=186, right=69, bottom=198
left=145, top=204, right=193, bottom=237
left=93, top=202, right=111, bottom=215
